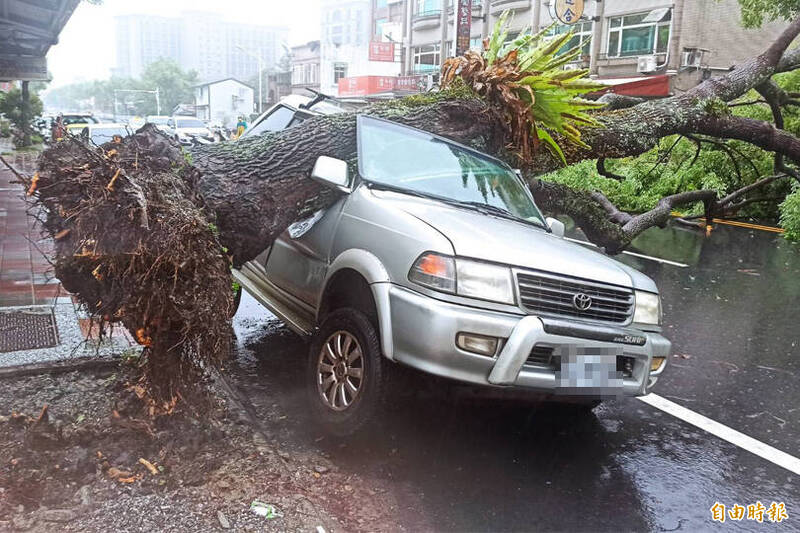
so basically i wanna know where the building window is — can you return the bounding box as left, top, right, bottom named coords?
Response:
left=333, top=62, right=348, bottom=83
left=551, top=21, right=593, bottom=57
left=607, top=8, right=671, bottom=57
left=376, top=0, right=388, bottom=8
left=415, top=0, right=441, bottom=16
left=413, top=43, right=441, bottom=73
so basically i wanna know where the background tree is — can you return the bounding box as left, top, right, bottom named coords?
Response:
left=0, top=87, right=43, bottom=147
left=139, top=59, right=198, bottom=115
left=737, top=0, right=800, bottom=27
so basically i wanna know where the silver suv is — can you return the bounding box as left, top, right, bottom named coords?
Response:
left=234, top=115, right=671, bottom=434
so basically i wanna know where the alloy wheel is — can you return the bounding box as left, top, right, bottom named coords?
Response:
left=316, top=330, right=365, bottom=411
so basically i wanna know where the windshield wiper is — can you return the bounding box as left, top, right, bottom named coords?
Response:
left=442, top=199, right=546, bottom=229
left=365, top=181, right=546, bottom=229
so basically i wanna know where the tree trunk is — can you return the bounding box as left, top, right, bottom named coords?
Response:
left=189, top=95, right=506, bottom=265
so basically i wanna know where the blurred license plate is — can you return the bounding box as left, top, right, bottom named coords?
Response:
left=557, top=353, right=623, bottom=394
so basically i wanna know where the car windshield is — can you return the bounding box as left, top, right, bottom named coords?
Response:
left=176, top=118, right=205, bottom=129
left=90, top=127, right=127, bottom=144
left=147, top=117, right=169, bottom=125
left=358, top=116, right=546, bottom=227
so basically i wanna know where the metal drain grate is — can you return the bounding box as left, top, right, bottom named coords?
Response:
left=0, top=310, right=59, bottom=353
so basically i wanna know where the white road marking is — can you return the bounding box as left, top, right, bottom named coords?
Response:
left=638, top=393, right=800, bottom=476
left=564, top=237, right=689, bottom=268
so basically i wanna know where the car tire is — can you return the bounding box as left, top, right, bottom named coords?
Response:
left=306, top=308, right=386, bottom=437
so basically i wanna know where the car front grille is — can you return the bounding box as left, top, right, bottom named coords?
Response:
left=516, top=271, right=634, bottom=324
left=525, top=345, right=560, bottom=369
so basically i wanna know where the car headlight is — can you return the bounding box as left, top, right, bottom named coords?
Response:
left=633, top=290, right=661, bottom=325
left=408, top=253, right=514, bottom=305
left=455, top=258, right=514, bottom=304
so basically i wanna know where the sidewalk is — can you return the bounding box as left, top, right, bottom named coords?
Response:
left=0, top=147, right=136, bottom=366
left=0, top=157, right=63, bottom=306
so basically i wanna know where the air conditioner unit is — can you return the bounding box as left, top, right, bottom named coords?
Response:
left=637, top=55, right=657, bottom=73
left=682, top=50, right=703, bottom=68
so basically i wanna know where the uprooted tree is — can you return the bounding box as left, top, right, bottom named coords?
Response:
left=19, top=13, right=800, bottom=405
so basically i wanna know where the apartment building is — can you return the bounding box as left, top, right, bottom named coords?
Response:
left=114, top=13, right=288, bottom=83
left=291, top=41, right=322, bottom=95
left=400, top=0, right=786, bottom=95
left=320, top=0, right=402, bottom=96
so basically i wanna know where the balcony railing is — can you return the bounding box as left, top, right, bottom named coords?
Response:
left=413, top=9, right=441, bottom=19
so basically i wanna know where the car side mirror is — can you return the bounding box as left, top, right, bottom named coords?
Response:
left=546, top=217, right=565, bottom=238
left=311, top=156, right=351, bottom=193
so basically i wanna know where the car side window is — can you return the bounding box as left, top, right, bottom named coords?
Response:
left=287, top=112, right=312, bottom=129
left=245, top=106, right=296, bottom=136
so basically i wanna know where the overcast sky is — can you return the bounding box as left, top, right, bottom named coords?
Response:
left=46, top=0, right=322, bottom=87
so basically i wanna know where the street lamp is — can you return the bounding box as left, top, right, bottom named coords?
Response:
left=113, top=88, right=160, bottom=120
left=236, top=44, right=263, bottom=114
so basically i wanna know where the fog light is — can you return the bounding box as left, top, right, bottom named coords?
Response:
left=651, top=356, right=666, bottom=372
left=456, top=333, right=499, bottom=356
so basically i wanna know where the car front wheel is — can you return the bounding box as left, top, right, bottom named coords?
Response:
left=307, top=308, right=386, bottom=436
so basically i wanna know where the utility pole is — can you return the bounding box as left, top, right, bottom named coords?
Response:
left=589, top=0, right=605, bottom=76
left=113, top=89, right=161, bottom=119
left=532, top=0, right=541, bottom=34
left=21, top=81, right=31, bottom=147
left=667, top=0, right=685, bottom=73
left=439, top=0, right=448, bottom=67
left=237, top=45, right=263, bottom=114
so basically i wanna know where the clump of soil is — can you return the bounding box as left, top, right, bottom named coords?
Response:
left=0, top=362, right=407, bottom=532
left=22, top=126, right=233, bottom=404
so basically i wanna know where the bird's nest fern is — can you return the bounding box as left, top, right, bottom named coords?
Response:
left=441, top=11, right=605, bottom=165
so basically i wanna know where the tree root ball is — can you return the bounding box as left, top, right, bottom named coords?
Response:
left=28, top=124, right=234, bottom=406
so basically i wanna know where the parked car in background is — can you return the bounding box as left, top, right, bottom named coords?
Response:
left=233, top=115, right=671, bottom=435
left=61, top=113, right=99, bottom=127
left=65, top=123, right=88, bottom=137
left=145, top=115, right=172, bottom=134
left=168, top=116, right=215, bottom=146
left=79, top=123, right=131, bottom=145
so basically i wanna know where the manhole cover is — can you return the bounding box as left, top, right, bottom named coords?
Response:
left=0, top=310, right=59, bottom=353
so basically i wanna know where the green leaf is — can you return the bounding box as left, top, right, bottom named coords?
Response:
left=537, top=128, right=566, bottom=166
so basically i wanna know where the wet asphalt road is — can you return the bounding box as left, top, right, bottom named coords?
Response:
left=230, top=223, right=799, bottom=532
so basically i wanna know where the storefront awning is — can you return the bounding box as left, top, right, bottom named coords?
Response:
left=594, top=74, right=671, bottom=98
left=0, top=0, right=80, bottom=81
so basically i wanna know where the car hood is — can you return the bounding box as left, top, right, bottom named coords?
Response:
left=370, top=189, right=657, bottom=292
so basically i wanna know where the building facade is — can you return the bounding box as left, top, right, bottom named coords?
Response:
left=291, top=41, right=322, bottom=95
left=400, top=0, right=786, bottom=94
left=114, top=12, right=288, bottom=83
left=320, top=0, right=402, bottom=96
left=193, top=78, right=254, bottom=128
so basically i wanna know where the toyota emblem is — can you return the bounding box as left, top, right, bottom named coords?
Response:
left=573, top=293, right=592, bottom=311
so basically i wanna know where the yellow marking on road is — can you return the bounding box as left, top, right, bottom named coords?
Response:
left=671, top=213, right=785, bottom=233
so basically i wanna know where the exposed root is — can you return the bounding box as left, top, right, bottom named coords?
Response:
left=23, top=124, right=234, bottom=409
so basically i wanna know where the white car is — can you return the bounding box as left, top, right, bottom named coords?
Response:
left=168, top=116, right=215, bottom=145
left=79, top=123, right=131, bottom=145
left=146, top=115, right=173, bottom=134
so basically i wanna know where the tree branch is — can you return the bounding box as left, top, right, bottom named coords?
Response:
left=596, top=158, right=626, bottom=181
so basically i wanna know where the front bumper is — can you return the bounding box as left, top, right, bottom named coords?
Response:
left=386, top=285, right=671, bottom=397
